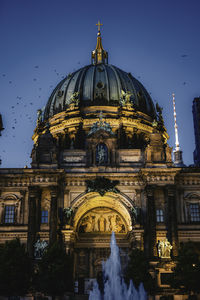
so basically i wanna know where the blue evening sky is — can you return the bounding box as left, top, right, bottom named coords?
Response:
left=0, top=0, right=200, bottom=167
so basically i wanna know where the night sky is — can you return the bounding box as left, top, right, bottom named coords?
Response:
left=1, top=0, right=200, bottom=167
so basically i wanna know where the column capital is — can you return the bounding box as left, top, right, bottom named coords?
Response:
left=28, top=186, right=41, bottom=198
left=50, top=186, right=58, bottom=198
left=145, top=185, right=155, bottom=197
left=165, top=185, right=176, bottom=197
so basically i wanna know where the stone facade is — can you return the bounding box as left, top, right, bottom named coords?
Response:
left=1, top=31, right=200, bottom=299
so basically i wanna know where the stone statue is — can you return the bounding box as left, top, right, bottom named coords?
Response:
left=81, top=215, right=95, bottom=232
left=87, top=111, right=114, bottom=136
left=34, top=239, right=48, bottom=259
left=109, top=215, right=116, bottom=231
left=130, top=206, right=137, bottom=224
left=69, top=92, right=79, bottom=107
left=115, top=215, right=125, bottom=233
left=156, top=103, right=164, bottom=130
left=97, top=144, right=106, bottom=164
left=120, top=90, right=133, bottom=107
left=157, top=238, right=172, bottom=258
left=63, top=207, right=74, bottom=225
left=99, top=215, right=105, bottom=231
left=37, top=109, right=43, bottom=125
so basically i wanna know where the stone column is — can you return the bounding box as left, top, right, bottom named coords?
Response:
left=49, top=186, right=58, bottom=244
left=0, top=203, right=4, bottom=224
left=166, top=185, right=178, bottom=257
left=145, top=186, right=157, bottom=258
left=27, top=186, right=41, bottom=257
left=89, top=249, right=94, bottom=278
left=19, top=190, right=26, bottom=224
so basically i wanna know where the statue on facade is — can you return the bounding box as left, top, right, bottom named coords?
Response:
left=88, top=111, right=114, bottom=136
left=157, top=238, right=173, bottom=258
left=69, top=92, right=79, bottom=108
left=97, top=143, right=107, bottom=164
left=130, top=206, right=137, bottom=225
left=120, top=90, right=133, bottom=107
left=156, top=103, right=165, bottom=131
left=109, top=215, right=116, bottom=231
left=63, top=207, right=74, bottom=226
left=37, top=108, right=44, bottom=125
left=34, top=239, right=48, bottom=259
left=98, top=215, right=105, bottom=231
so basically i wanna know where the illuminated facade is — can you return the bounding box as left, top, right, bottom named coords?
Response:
left=0, top=26, right=200, bottom=299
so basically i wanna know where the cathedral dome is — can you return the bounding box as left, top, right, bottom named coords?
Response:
left=32, top=24, right=170, bottom=169
left=44, top=63, right=156, bottom=120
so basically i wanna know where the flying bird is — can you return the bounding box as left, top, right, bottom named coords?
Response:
left=181, top=54, right=188, bottom=58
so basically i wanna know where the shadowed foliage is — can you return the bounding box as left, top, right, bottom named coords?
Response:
left=125, top=248, right=155, bottom=294
left=33, top=241, right=73, bottom=297
left=0, top=238, right=32, bottom=296
left=171, top=242, right=200, bottom=296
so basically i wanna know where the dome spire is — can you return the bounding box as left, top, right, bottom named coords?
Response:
left=91, top=21, right=108, bottom=65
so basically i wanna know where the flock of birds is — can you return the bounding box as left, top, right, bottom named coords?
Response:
left=0, top=54, right=189, bottom=167
left=0, top=61, right=83, bottom=167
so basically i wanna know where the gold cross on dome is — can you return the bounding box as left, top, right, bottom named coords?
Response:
left=96, top=21, right=103, bottom=32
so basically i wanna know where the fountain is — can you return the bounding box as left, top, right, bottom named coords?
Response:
left=89, top=232, right=147, bottom=300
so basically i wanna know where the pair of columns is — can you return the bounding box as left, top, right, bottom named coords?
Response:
left=27, top=186, right=58, bottom=257
left=145, top=185, right=178, bottom=258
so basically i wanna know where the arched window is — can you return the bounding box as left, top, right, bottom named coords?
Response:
left=96, top=143, right=108, bottom=165
left=0, top=194, right=21, bottom=224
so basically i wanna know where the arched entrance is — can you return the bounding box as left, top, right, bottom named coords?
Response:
left=71, top=192, right=133, bottom=294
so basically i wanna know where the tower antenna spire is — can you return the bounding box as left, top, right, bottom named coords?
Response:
left=172, top=93, right=180, bottom=151
left=172, top=93, right=184, bottom=167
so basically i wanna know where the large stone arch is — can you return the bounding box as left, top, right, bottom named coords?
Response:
left=71, top=192, right=133, bottom=232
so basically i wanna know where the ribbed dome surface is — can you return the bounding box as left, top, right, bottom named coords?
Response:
left=44, top=63, right=156, bottom=119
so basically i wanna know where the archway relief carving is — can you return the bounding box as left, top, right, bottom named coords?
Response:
left=71, top=192, right=133, bottom=232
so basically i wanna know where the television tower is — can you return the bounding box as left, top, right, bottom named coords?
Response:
left=172, top=93, right=184, bottom=166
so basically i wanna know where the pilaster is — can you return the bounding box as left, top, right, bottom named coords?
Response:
left=27, top=186, right=41, bottom=257
left=165, top=185, right=178, bottom=256
left=49, top=186, right=58, bottom=244
left=145, top=186, right=157, bottom=258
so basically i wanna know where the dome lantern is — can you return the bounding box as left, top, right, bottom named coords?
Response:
left=91, top=21, right=108, bottom=65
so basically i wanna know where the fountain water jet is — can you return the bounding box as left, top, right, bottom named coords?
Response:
left=89, top=232, right=147, bottom=300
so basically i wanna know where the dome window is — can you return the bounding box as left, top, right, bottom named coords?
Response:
left=97, top=81, right=104, bottom=89
left=97, top=67, right=104, bottom=72
left=57, top=90, right=64, bottom=97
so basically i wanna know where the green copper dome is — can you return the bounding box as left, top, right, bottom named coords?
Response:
left=44, top=63, right=156, bottom=120
left=44, top=26, right=156, bottom=120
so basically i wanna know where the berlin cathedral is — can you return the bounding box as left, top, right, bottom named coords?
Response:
left=1, top=24, right=200, bottom=299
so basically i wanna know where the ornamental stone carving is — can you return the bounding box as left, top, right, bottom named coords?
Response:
left=78, top=208, right=126, bottom=233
